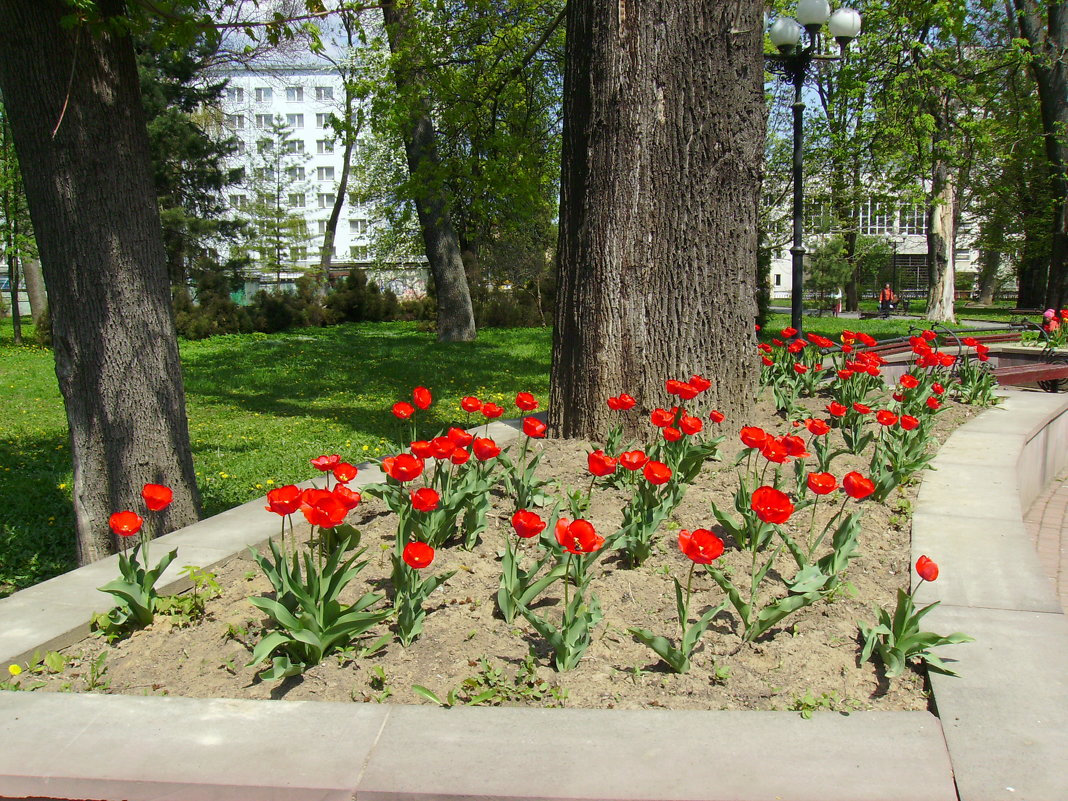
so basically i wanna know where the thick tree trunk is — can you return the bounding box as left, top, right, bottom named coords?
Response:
left=976, top=217, right=1005, bottom=305
left=926, top=163, right=956, bottom=323
left=1013, top=0, right=1068, bottom=309
left=550, top=0, right=763, bottom=439
left=22, top=258, right=47, bottom=329
left=0, top=0, right=201, bottom=563
left=381, top=0, right=476, bottom=343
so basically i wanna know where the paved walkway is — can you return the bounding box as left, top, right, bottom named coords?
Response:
left=1024, top=471, right=1068, bottom=614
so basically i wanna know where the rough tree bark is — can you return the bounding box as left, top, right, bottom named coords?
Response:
left=926, top=161, right=957, bottom=323
left=0, top=0, right=201, bottom=563
left=381, top=0, right=476, bottom=342
left=1013, top=0, right=1068, bottom=309
left=22, top=258, right=47, bottom=329
left=550, top=1, right=763, bottom=439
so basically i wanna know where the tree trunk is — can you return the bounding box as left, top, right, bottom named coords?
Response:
left=381, top=0, right=477, bottom=343
left=926, top=162, right=956, bottom=323
left=1013, top=0, right=1068, bottom=309
left=22, top=257, right=47, bottom=328
left=0, top=0, right=201, bottom=563
left=550, top=0, right=763, bottom=439
left=976, top=217, right=1004, bottom=305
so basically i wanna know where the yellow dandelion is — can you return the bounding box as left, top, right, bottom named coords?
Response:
left=8, top=664, right=21, bottom=676
left=266, top=479, right=274, bottom=485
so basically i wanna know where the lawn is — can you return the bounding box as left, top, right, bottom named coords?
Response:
left=0, top=309, right=1001, bottom=596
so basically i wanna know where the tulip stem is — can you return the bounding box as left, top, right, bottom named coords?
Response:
left=682, top=561, right=696, bottom=640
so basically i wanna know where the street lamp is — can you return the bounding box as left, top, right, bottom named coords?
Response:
left=766, top=3, right=861, bottom=335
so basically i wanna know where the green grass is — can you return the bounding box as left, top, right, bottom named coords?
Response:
left=0, top=319, right=552, bottom=596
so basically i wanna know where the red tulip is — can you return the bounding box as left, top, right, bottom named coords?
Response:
left=141, top=483, right=173, bottom=512
left=523, top=417, right=547, bottom=438
left=412, top=386, right=433, bottom=410
left=781, top=327, right=797, bottom=338
left=409, top=440, right=433, bottom=458
left=679, top=415, right=703, bottom=435
left=751, top=486, right=794, bottom=524
left=450, top=447, right=471, bottom=465
left=808, top=333, right=834, bottom=349
left=827, top=401, right=847, bottom=418
left=876, top=410, right=898, bottom=427
left=302, top=493, right=348, bottom=528
left=392, top=401, right=416, bottom=420
left=555, top=518, right=604, bottom=554
left=109, top=510, right=143, bottom=537
left=899, top=374, right=919, bottom=389
left=265, top=485, right=303, bottom=516
left=781, top=435, right=810, bottom=458
left=760, top=438, right=789, bottom=463
left=856, top=332, right=876, bottom=347
left=650, top=407, right=675, bottom=428
left=932, top=382, right=945, bottom=395
left=460, top=396, right=482, bottom=413
left=333, top=462, right=358, bottom=483
left=310, top=454, right=341, bottom=472
left=853, top=402, right=871, bottom=415
left=900, top=415, right=919, bottom=430
left=643, top=460, right=672, bottom=485
left=481, top=402, right=504, bottom=419
left=511, top=509, right=546, bottom=539
left=761, top=355, right=774, bottom=367
left=926, top=397, right=941, bottom=410
left=689, top=374, right=712, bottom=392
left=793, top=363, right=808, bottom=374
left=740, top=426, right=768, bottom=449
left=411, top=487, right=440, bottom=512
left=472, top=437, right=501, bottom=460
left=383, top=453, right=425, bottom=482
left=678, top=528, right=725, bottom=565
left=709, top=410, right=725, bottom=424
left=805, top=418, right=830, bottom=436
left=333, top=485, right=361, bottom=510
left=921, top=329, right=937, bottom=341
left=916, top=555, right=939, bottom=582
left=961, top=336, right=978, bottom=347
left=663, top=426, right=683, bottom=442
left=515, top=392, right=538, bottom=411
left=430, top=437, right=456, bottom=460
left=587, top=449, right=618, bottom=477
left=447, top=426, right=473, bottom=447
left=842, top=471, right=875, bottom=500
left=607, top=393, right=637, bottom=411
left=403, top=541, right=435, bottom=569
left=619, top=450, right=648, bottom=471
left=806, top=472, right=838, bottom=495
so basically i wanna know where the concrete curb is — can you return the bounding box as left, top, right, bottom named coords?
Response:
left=1, top=396, right=1065, bottom=800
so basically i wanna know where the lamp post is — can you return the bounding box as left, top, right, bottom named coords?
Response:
left=766, top=2, right=861, bottom=335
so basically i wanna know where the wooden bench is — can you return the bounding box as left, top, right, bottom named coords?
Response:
left=992, top=362, right=1068, bottom=392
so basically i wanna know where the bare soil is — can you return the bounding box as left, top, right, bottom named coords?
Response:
left=32, top=395, right=978, bottom=713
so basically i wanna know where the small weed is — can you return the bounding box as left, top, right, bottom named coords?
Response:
left=365, top=665, right=393, bottom=703
left=711, top=664, right=731, bottom=685
left=413, top=651, right=567, bottom=708
left=84, top=651, right=110, bottom=692
left=789, top=690, right=839, bottom=719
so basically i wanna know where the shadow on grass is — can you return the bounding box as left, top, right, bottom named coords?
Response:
left=0, top=431, right=77, bottom=598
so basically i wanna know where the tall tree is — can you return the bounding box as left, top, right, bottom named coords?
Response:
left=1011, top=0, right=1068, bottom=308
left=0, top=102, right=35, bottom=344
left=0, top=0, right=201, bottom=563
left=550, top=1, right=764, bottom=438
left=381, top=0, right=477, bottom=342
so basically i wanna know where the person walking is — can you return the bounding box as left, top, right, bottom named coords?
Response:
left=879, top=283, right=897, bottom=318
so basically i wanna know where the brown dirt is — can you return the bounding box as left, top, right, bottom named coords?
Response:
left=30, top=395, right=978, bottom=712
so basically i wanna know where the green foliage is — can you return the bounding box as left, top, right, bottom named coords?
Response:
left=413, top=652, right=567, bottom=707
left=860, top=587, right=974, bottom=678
left=95, top=542, right=178, bottom=633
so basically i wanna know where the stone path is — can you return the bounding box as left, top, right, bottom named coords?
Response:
left=1025, top=471, right=1068, bottom=614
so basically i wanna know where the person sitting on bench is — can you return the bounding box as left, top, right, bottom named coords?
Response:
left=879, top=283, right=898, bottom=318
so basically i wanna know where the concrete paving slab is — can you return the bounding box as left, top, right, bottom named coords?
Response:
left=924, top=605, right=1068, bottom=801
left=926, top=432, right=1024, bottom=468
left=911, top=512, right=1062, bottom=612
left=914, top=464, right=1023, bottom=521
left=0, top=692, right=389, bottom=801
left=358, top=707, right=956, bottom=801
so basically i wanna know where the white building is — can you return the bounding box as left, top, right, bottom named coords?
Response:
left=214, top=64, right=428, bottom=299
left=768, top=197, right=980, bottom=300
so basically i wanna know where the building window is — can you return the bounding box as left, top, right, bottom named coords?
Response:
left=316, top=113, right=332, bottom=129
left=287, top=166, right=305, bottom=180
left=860, top=201, right=893, bottom=236
left=319, top=246, right=336, bottom=258
left=284, top=139, right=304, bottom=153
left=286, top=113, right=304, bottom=128
left=225, top=114, right=245, bottom=129
left=286, top=86, right=303, bottom=102
left=349, top=218, right=369, bottom=234
left=231, top=166, right=246, bottom=182
left=899, top=204, right=927, bottom=236
left=254, top=167, right=275, bottom=181
left=774, top=273, right=781, bottom=286
left=233, top=139, right=247, bottom=155
left=351, top=245, right=370, bottom=260
left=228, top=194, right=247, bottom=209
left=315, top=86, right=333, bottom=101
left=288, top=193, right=305, bottom=207
left=227, top=86, right=244, bottom=102
left=316, top=139, right=334, bottom=154
left=317, top=220, right=329, bottom=234
left=317, top=166, right=335, bottom=181
left=257, top=138, right=273, bottom=154
left=318, top=192, right=336, bottom=208
left=255, top=87, right=272, bottom=102
left=354, top=139, right=370, bottom=157
left=290, top=246, right=307, bottom=261
left=255, top=113, right=272, bottom=128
